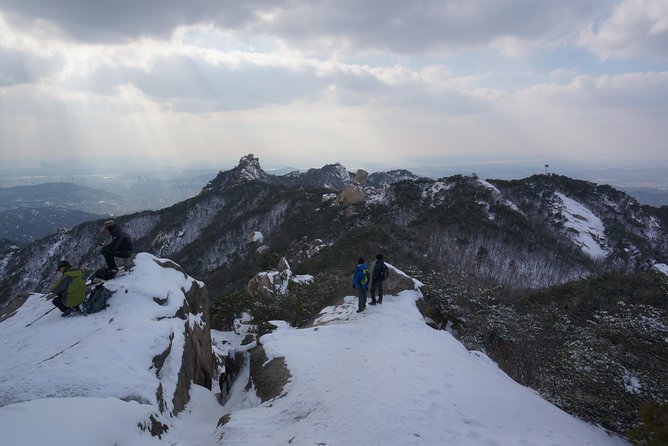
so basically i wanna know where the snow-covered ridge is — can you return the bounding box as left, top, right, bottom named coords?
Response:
left=220, top=286, right=627, bottom=446
left=1, top=256, right=632, bottom=446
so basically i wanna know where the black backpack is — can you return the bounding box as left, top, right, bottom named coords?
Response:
left=378, top=263, right=389, bottom=280
left=81, top=284, right=113, bottom=315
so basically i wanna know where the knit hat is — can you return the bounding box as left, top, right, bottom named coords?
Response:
left=375, top=253, right=384, bottom=260
left=57, top=260, right=71, bottom=270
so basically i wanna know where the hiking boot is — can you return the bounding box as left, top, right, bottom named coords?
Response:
left=356, top=308, right=364, bottom=313
left=378, top=299, right=383, bottom=304
left=61, top=308, right=72, bottom=317
left=369, top=301, right=376, bottom=305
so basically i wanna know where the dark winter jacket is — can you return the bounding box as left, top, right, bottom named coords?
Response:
left=353, top=263, right=369, bottom=289
left=51, top=267, right=86, bottom=307
left=372, top=260, right=389, bottom=283
left=103, top=225, right=133, bottom=255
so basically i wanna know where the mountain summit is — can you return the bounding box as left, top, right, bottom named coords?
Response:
left=203, top=154, right=268, bottom=192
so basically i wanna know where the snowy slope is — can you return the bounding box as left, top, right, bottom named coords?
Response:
left=553, top=192, right=610, bottom=258
left=0, top=253, right=209, bottom=445
left=0, top=261, right=629, bottom=446
left=218, top=291, right=628, bottom=446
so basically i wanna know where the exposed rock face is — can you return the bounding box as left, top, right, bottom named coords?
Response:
left=173, top=281, right=213, bottom=414
left=353, top=169, right=369, bottom=185
left=336, top=183, right=367, bottom=205
left=219, top=351, right=245, bottom=405
left=249, top=344, right=291, bottom=402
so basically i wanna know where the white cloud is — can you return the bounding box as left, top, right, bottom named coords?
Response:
left=580, top=0, right=668, bottom=60
left=0, top=2, right=666, bottom=168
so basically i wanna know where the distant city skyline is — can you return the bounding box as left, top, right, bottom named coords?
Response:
left=1, top=1, right=667, bottom=171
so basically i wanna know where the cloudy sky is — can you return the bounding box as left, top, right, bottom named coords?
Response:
left=1, top=0, right=667, bottom=171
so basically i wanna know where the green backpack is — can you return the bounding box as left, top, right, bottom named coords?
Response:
left=359, top=268, right=370, bottom=286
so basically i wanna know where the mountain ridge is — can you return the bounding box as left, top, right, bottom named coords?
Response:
left=0, top=154, right=665, bottom=438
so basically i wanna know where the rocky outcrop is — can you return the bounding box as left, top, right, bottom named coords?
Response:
left=336, top=169, right=370, bottom=206
left=202, top=154, right=268, bottom=193
left=353, top=169, right=368, bottom=185
left=144, top=257, right=217, bottom=416
left=174, top=282, right=213, bottom=413
left=246, top=257, right=292, bottom=297
left=249, top=344, right=291, bottom=402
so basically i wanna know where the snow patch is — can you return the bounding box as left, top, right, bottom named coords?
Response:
left=553, top=192, right=610, bottom=259
left=653, top=263, right=668, bottom=276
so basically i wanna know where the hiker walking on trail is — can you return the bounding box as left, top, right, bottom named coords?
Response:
left=352, top=257, right=370, bottom=313
left=49, top=260, right=86, bottom=317
left=100, top=219, right=133, bottom=272
left=370, top=253, right=389, bottom=305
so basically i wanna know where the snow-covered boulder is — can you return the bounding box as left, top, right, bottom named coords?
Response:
left=0, top=252, right=218, bottom=441
left=246, top=257, right=313, bottom=297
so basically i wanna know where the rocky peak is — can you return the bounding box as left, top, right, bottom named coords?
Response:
left=201, top=154, right=268, bottom=193
left=368, top=169, right=418, bottom=187
left=234, top=154, right=267, bottom=183
left=300, top=163, right=352, bottom=191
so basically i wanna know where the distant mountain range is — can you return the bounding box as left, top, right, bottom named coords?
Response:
left=0, top=182, right=118, bottom=246
left=0, top=207, right=104, bottom=247
left=0, top=182, right=124, bottom=215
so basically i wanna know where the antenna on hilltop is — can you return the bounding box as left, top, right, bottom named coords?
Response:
left=544, top=164, right=549, bottom=175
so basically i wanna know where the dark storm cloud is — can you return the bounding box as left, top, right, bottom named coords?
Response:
left=0, top=0, right=275, bottom=42
left=263, top=0, right=614, bottom=53
left=1, top=0, right=613, bottom=52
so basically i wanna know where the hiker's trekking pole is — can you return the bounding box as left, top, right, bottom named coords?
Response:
left=26, top=307, right=57, bottom=327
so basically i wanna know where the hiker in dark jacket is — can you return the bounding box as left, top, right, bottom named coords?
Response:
left=370, top=253, right=389, bottom=304
left=100, top=219, right=133, bottom=271
left=50, top=260, right=86, bottom=316
left=352, top=257, right=369, bottom=313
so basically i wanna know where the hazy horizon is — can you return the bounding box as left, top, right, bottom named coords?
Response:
left=1, top=1, right=666, bottom=174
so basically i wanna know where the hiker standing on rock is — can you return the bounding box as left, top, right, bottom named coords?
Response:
left=100, top=220, right=133, bottom=272
left=370, top=253, right=389, bottom=305
left=49, top=260, right=86, bottom=317
left=352, top=257, right=370, bottom=313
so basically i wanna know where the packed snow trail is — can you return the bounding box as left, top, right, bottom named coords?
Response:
left=218, top=290, right=628, bottom=446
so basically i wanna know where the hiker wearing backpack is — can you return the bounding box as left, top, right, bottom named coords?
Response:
left=100, top=219, right=133, bottom=272
left=49, top=260, right=86, bottom=317
left=352, top=257, right=370, bottom=313
left=370, top=253, right=389, bottom=305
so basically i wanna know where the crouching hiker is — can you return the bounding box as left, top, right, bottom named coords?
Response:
left=100, top=219, right=133, bottom=272
left=49, top=260, right=86, bottom=317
